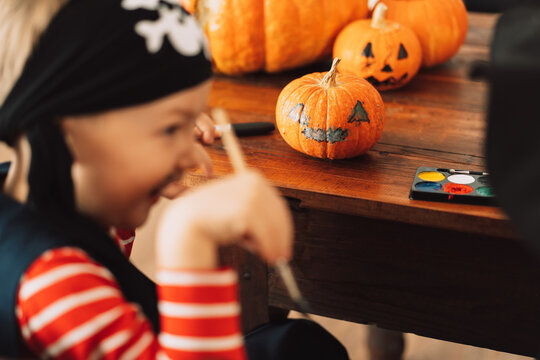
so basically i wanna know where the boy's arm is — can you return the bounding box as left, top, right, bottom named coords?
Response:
left=16, top=247, right=246, bottom=359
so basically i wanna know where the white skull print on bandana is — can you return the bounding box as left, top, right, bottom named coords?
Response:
left=121, top=0, right=210, bottom=58
left=121, top=0, right=178, bottom=10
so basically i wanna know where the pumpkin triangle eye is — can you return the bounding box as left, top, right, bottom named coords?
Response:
left=348, top=100, right=370, bottom=125
left=398, top=43, right=408, bottom=60
left=362, top=42, right=374, bottom=58
left=382, top=64, right=393, bottom=72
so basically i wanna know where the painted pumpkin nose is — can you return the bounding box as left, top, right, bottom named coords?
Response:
left=381, top=64, right=393, bottom=72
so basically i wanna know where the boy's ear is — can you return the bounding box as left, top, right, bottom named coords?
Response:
left=58, top=118, right=77, bottom=157
left=3, top=135, right=31, bottom=203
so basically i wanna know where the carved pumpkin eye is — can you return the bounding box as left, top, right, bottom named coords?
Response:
left=398, top=43, right=408, bottom=60
left=380, top=44, right=408, bottom=72
left=362, top=42, right=374, bottom=58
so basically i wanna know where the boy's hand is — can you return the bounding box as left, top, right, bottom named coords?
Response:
left=157, top=171, right=293, bottom=269
left=194, top=112, right=221, bottom=145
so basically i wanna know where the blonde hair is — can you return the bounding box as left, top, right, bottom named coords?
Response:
left=0, top=0, right=70, bottom=104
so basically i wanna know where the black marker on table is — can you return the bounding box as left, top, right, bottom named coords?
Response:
left=438, top=168, right=490, bottom=176
left=215, top=122, right=275, bottom=137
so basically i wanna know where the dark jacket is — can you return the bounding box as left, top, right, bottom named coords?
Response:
left=0, top=191, right=159, bottom=358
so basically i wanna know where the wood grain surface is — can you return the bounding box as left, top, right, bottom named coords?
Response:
left=182, top=12, right=540, bottom=358
left=185, top=13, right=513, bottom=238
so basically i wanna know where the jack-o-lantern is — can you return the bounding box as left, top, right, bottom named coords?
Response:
left=276, top=58, right=385, bottom=159
left=333, top=3, right=422, bottom=91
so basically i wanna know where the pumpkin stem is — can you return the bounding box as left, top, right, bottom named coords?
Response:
left=371, top=2, right=388, bottom=29
left=320, top=57, right=341, bottom=89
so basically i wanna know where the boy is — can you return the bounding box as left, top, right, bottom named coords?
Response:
left=0, top=0, right=348, bottom=359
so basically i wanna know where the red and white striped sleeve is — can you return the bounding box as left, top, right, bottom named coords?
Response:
left=16, top=247, right=247, bottom=359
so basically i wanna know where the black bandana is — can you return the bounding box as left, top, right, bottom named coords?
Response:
left=0, top=0, right=212, bottom=214
left=0, top=0, right=211, bottom=143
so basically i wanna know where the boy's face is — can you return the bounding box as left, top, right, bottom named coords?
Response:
left=61, top=80, right=212, bottom=229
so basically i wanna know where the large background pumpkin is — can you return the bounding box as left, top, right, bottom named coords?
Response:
left=377, top=0, right=468, bottom=67
left=276, top=59, right=385, bottom=159
left=182, top=0, right=369, bottom=75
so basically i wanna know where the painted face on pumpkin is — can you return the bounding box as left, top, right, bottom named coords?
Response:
left=333, top=5, right=423, bottom=91
left=362, top=41, right=412, bottom=89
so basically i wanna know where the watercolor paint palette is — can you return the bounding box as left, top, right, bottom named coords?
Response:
left=409, top=167, right=496, bottom=205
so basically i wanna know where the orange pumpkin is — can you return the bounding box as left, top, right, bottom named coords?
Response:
left=333, top=3, right=422, bottom=91
left=276, top=58, right=385, bottom=159
left=183, top=0, right=369, bottom=75
left=377, top=0, right=468, bottom=67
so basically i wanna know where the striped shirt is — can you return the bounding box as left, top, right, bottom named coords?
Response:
left=16, top=232, right=246, bottom=359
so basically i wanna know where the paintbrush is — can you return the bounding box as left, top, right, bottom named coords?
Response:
left=211, top=107, right=312, bottom=319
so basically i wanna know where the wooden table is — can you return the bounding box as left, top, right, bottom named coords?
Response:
left=185, top=13, right=540, bottom=358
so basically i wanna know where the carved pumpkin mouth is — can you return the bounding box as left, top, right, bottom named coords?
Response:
left=302, top=126, right=349, bottom=144
left=366, top=73, right=408, bottom=87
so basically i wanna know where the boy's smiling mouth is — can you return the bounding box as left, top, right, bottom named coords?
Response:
left=151, top=172, right=186, bottom=200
